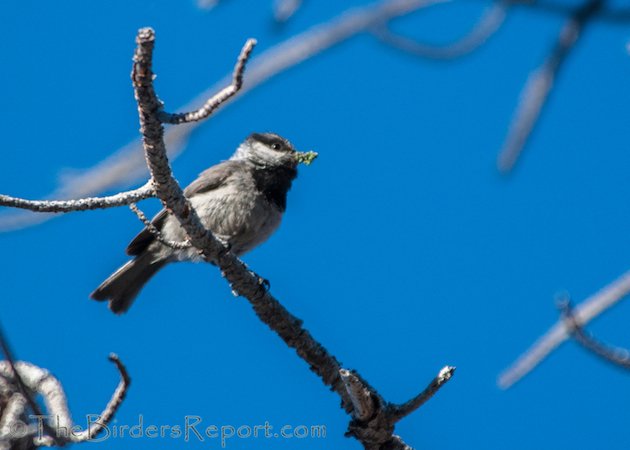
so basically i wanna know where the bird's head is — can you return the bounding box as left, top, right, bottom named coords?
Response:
left=232, top=132, right=317, bottom=168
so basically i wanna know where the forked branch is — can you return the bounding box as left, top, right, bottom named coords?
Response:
left=0, top=330, right=130, bottom=448
left=131, top=27, right=454, bottom=449
left=499, top=269, right=630, bottom=388
left=558, top=298, right=630, bottom=371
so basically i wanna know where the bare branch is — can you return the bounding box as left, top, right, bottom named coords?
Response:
left=0, top=323, right=129, bottom=446
left=131, top=26, right=454, bottom=448
left=0, top=326, right=53, bottom=440
left=69, top=354, right=131, bottom=442
left=159, top=39, right=257, bottom=124
left=0, top=393, right=28, bottom=439
left=274, top=0, right=303, bottom=22
left=389, top=366, right=455, bottom=421
left=0, top=182, right=154, bottom=213
left=132, top=23, right=353, bottom=400
left=496, top=0, right=603, bottom=173
left=511, top=0, right=630, bottom=23
left=340, top=366, right=454, bottom=448
left=129, top=203, right=192, bottom=250
left=373, top=0, right=508, bottom=60
left=0, top=0, right=446, bottom=233
left=558, top=299, right=630, bottom=370
left=0, top=355, right=130, bottom=447
left=498, top=268, right=630, bottom=388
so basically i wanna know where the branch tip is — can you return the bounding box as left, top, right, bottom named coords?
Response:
left=137, top=27, right=155, bottom=42
left=437, top=365, right=456, bottom=382
left=108, top=353, right=130, bottom=385
left=159, top=37, right=257, bottom=124
left=390, top=365, right=456, bottom=422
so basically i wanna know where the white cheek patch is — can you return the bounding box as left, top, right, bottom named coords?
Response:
left=252, top=142, right=287, bottom=164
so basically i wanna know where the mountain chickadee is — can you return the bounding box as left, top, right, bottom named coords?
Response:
left=91, top=132, right=317, bottom=314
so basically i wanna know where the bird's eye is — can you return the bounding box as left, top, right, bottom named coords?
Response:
left=271, top=143, right=281, bottom=150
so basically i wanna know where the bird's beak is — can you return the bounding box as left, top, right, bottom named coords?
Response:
left=295, top=150, right=318, bottom=166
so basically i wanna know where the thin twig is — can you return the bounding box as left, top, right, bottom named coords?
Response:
left=159, top=39, right=257, bottom=124
left=389, top=366, right=455, bottom=421
left=558, top=299, right=630, bottom=370
left=373, top=0, right=508, bottom=60
left=0, top=182, right=154, bottom=213
left=0, top=0, right=446, bottom=233
left=498, top=268, right=630, bottom=388
left=69, top=354, right=131, bottom=442
left=129, top=203, right=192, bottom=249
left=497, top=0, right=604, bottom=173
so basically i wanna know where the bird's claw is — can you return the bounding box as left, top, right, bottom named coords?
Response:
left=228, top=274, right=269, bottom=297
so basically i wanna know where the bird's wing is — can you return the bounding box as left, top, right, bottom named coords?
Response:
left=126, top=209, right=168, bottom=256
left=183, top=160, right=245, bottom=196
left=125, top=160, right=245, bottom=256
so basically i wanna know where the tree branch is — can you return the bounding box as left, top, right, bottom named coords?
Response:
left=388, top=365, right=455, bottom=421
left=372, top=0, right=508, bottom=60
left=158, top=39, right=257, bottom=124
left=498, top=268, right=630, bottom=388
left=496, top=0, right=603, bottom=173
left=0, top=326, right=54, bottom=442
left=0, top=355, right=130, bottom=447
left=66, top=354, right=131, bottom=443
left=131, top=26, right=454, bottom=449
left=129, top=203, right=192, bottom=249
left=339, top=366, right=455, bottom=449
left=0, top=182, right=154, bottom=213
left=339, top=369, right=376, bottom=422
left=558, top=299, right=630, bottom=371
left=512, top=0, right=630, bottom=23
left=274, top=0, right=304, bottom=22
left=0, top=393, right=29, bottom=441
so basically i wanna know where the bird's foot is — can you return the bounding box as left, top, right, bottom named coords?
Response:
left=229, top=271, right=270, bottom=297
left=222, top=260, right=270, bottom=297
left=257, top=275, right=271, bottom=292
left=216, top=236, right=232, bottom=253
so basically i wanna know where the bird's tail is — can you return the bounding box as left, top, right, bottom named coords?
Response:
left=91, top=251, right=168, bottom=314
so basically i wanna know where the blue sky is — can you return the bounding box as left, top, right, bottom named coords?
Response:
left=2, top=1, right=630, bottom=449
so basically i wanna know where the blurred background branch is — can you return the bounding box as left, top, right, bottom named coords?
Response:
left=496, top=0, right=603, bottom=173
left=498, top=269, right=630, bottom=388
left=559, top=298, right=630, bottom=371
left=372, top=0, right=509, bottom=60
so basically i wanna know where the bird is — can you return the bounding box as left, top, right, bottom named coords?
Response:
left=91, top=132, right=317, bottom=314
